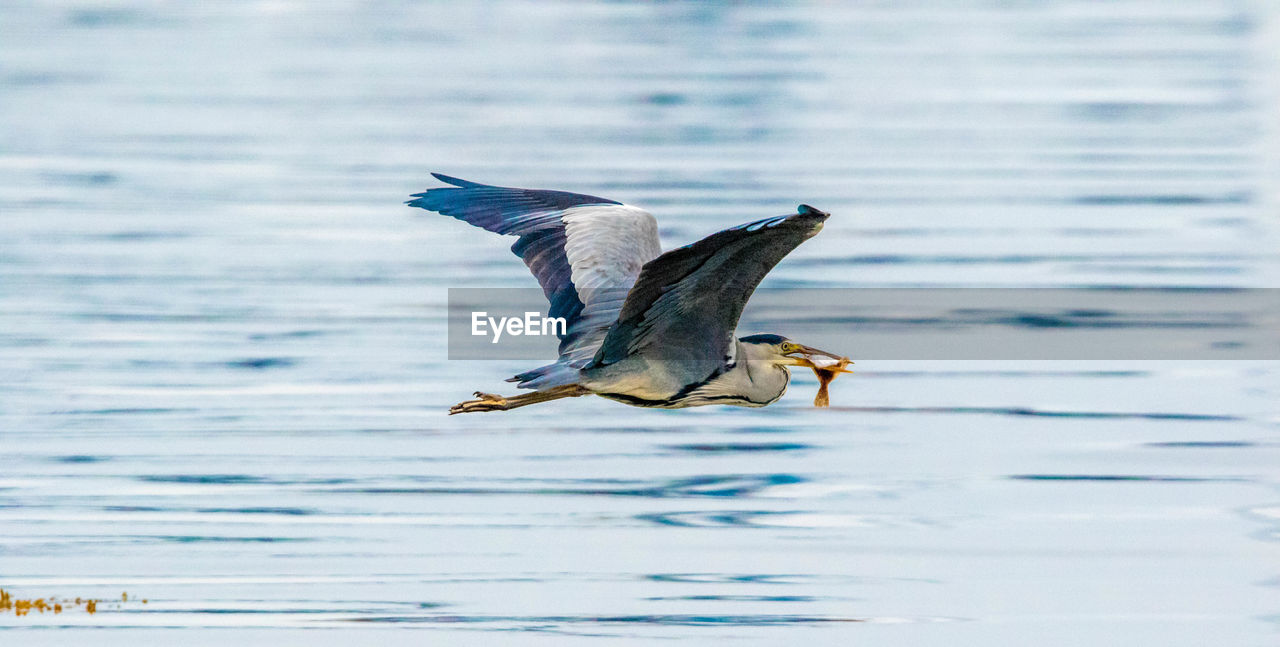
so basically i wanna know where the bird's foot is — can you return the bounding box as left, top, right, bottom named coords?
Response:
left=449, top=391, right=509, bottom=415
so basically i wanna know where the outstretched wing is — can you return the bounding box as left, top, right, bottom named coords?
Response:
left=590, top=205, right=830, bottom=370
left=407, top=173, right=662, bottom=387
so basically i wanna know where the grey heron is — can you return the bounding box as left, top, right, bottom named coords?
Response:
left=407, top=173, right=850, bottom=414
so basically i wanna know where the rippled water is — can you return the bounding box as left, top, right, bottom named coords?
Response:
left=2, top=1, right=1279, bottom=644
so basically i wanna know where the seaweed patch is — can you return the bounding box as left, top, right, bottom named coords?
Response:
left=1, top=588, right=147, bottom=616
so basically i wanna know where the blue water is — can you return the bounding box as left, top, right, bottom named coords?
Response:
left=2, top=1, right=1278, bottom=644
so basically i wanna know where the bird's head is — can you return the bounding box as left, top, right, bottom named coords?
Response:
left=738, top=334, right=852, bottom=371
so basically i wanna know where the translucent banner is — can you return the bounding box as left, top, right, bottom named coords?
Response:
left=447, top=288, right=1280, bottom=360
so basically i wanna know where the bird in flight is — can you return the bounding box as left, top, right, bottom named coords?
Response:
left=408, top=174, right=850, bottom=414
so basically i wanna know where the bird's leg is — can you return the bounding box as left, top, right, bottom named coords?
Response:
left=449, top=384, right=590, bottom=415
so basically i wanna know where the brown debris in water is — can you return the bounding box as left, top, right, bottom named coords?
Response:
left=1, top=588, right=142, bottom=616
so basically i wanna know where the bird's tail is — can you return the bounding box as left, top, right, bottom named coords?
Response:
left=506, top=361, right=582, bottom=390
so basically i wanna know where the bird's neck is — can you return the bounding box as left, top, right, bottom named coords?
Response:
left=724, top=341, right=791, bottom=403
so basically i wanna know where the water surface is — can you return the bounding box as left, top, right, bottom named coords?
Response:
left=2, top=1, right=1279, bottom=644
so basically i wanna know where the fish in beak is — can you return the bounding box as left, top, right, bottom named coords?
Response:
left=784, top=345, right=853, bottom=407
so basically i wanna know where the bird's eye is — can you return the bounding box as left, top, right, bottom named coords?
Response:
left=781, top=342, right=798, bottom=352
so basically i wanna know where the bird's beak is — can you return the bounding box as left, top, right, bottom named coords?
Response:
left=783, top=345, right=854, bottom=372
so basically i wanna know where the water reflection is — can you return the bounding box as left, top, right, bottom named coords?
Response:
left=321, top=473, right=808, bottom=499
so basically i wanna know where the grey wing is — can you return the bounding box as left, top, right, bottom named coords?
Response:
left=407, top=173, right=662, bottom=388
left=590, top=205, right=830, bottom=372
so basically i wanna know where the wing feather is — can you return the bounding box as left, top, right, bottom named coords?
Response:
left=407, top=174, right=662, bottom=387
left=590, top=205, right=830, bottom=375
